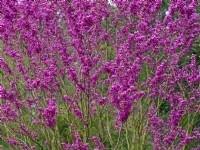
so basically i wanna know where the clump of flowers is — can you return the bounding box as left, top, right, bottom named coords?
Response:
left=0, top=0, right=199, bottom=149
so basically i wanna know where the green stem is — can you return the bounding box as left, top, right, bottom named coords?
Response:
left=114, top=127, right=122, bottom=150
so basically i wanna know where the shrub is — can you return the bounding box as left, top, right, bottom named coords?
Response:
left=0, top=0, right=200, bottom=149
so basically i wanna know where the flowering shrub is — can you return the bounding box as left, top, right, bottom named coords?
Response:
left=0, top=0, right=200, bottom=149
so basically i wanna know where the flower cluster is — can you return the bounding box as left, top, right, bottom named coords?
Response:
left=0, top=0, right=199, bottom=149
left=39, top=98, right=57, bottom=128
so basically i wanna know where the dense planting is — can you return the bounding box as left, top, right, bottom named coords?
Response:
left=0, top=0, right=200, bottom=149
